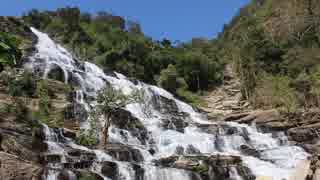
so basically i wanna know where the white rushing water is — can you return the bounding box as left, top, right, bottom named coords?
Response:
left=28, top=27, right=310, bottom=180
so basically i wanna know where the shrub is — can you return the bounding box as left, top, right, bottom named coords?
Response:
left=0, top=32, right=22, bottom=71
left=158, top=64, right=188, bottom=94
left=33, top=79, right=64, bottom=128
left=177, top=89, right=203, bottom=107
left=76, top=130, right=98, bottom=147
left=252, top=74, right=298, bottom=112
left=6, top=70, right=37, bottom=97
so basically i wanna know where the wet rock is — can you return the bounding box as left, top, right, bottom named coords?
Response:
left=41, top=154, right=62, bottom=164
left=67, top=149, right=96, bottom=162
left=154, top=155, right=179, bottom=167
left=148, top=148, right=156, bottom=155
left=224, top=125, right=239, bottom=135
left=47, top=64, right=65, bottom=82
left=240, top=145, right=260, bottom=158
left=175, top=146, right=185, bottom=155
left=63, top=128, right=77, bottom=139
left=110, top=108, right=149, bottom=144
left=195, top=124, right=220, bottom=135
left=64, top=102, right=88, bottom=123
left=207, top=155, right=242, bottom=167
left=154, top=154, right=254, bottom=180
left=161, top=117, right=189, bottom=133
left=0, top=152, right=42, bottom=180
left=58, top=170, right=77, bottom=180
left=153, top=95, right=179, bottom=114
left=101, top=161, right=118, bottom=179
left=105, top=144, right=144, bottom=162
left=132, top=163, right=145, bottom=180
left=174, top=159, right=200, bottom=170
left=186, top=145, right=201, bottom=154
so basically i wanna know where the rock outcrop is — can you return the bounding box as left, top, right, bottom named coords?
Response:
left=0, top=152, right=42, bottom=180
left=154, top=154, right=255, bottom=180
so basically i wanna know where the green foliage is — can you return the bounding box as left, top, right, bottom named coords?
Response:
left=191, top=164, right=209, bottom=173
left=92, top=86, right=143, bottom=146
left=0, top=32, right=22, bottom=70
left=79, top=174, right=96, bottom=180
left=5, top=70, right=37, bottom=97
left=215, top=0, right=320, bottom=110
left=23, top=8, right=225, bottom=94
left=76, top=130, right=98, bottom=147
left=34, top=80, right=64, bottom=128
left=253, top=74, right=298, bottom=112
left=176, top=89, right=203, bottom=107
left=158, top=64, right=187, bottom=94
left=96, top=86, right=142, bottom=115
left=36, top=80, right=50, bottom=116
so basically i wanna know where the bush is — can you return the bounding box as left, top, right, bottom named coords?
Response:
left=177, top=89, right=203, bottom=107
left=6, top=70, right=37, bottom=97
left=0, top=32, right=22, bottom=71
left=252, top=74, right=298, bottom=112
left=76, top=130, right=98, bottom=147
left=33, top=79, right=64, bottom=128
left=158, top=64, right=188, bottom=94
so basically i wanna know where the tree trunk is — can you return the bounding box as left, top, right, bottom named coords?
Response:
left=102, top=113, right=111, bottom=149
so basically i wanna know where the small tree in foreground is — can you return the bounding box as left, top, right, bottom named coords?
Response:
left=93, top=86, right=142, bottom=148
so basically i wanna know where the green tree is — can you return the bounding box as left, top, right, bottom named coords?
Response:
left=0, top=32, right=22, bottom=71
left=93, top=86, right=142, bottom=148
left=158, top=64, right=187, bottom=94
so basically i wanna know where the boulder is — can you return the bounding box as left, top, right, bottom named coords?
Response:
left=161, top=117, right=189, bottom=133
left=240, top=145, right=260, bottom=158
left=186, top=145, right=201, bottom=154
left=224, top=109, right=281, bottom=124
left=132, top=163, right=145, bottom=180
left=153, top=95, right=179, bottom=114
left=63, top=128, right=77, bottom=139
left=101, top=161, right=118, bottom=179
left=288, top=123, right=320, bottom=143
left=110, top=109, right=149, bottom=144
left=175, top=146, right=185, bottom=155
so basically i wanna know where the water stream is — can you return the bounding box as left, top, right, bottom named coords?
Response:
left=27, top=28, right=309, bottom=180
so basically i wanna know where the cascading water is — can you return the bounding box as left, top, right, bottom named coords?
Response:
left=27, top=27, right=310, bottom=180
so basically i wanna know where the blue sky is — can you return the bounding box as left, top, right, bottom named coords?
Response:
left=0, top=0, right=250, bottom=41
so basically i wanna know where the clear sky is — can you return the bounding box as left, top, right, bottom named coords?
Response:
left=0, top=0, right=250, bottom=41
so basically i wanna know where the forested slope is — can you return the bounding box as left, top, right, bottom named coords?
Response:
left=216, top=0, right=320, bottom=112
left=21, top=8, right=225, bottom=106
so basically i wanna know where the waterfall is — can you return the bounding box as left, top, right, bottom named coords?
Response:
left=28, top=28, right=309, bottom=180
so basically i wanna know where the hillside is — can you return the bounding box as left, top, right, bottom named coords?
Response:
left=215, top=0, right=320, bottom=111
left=1, top=1, right=320, bottom=180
